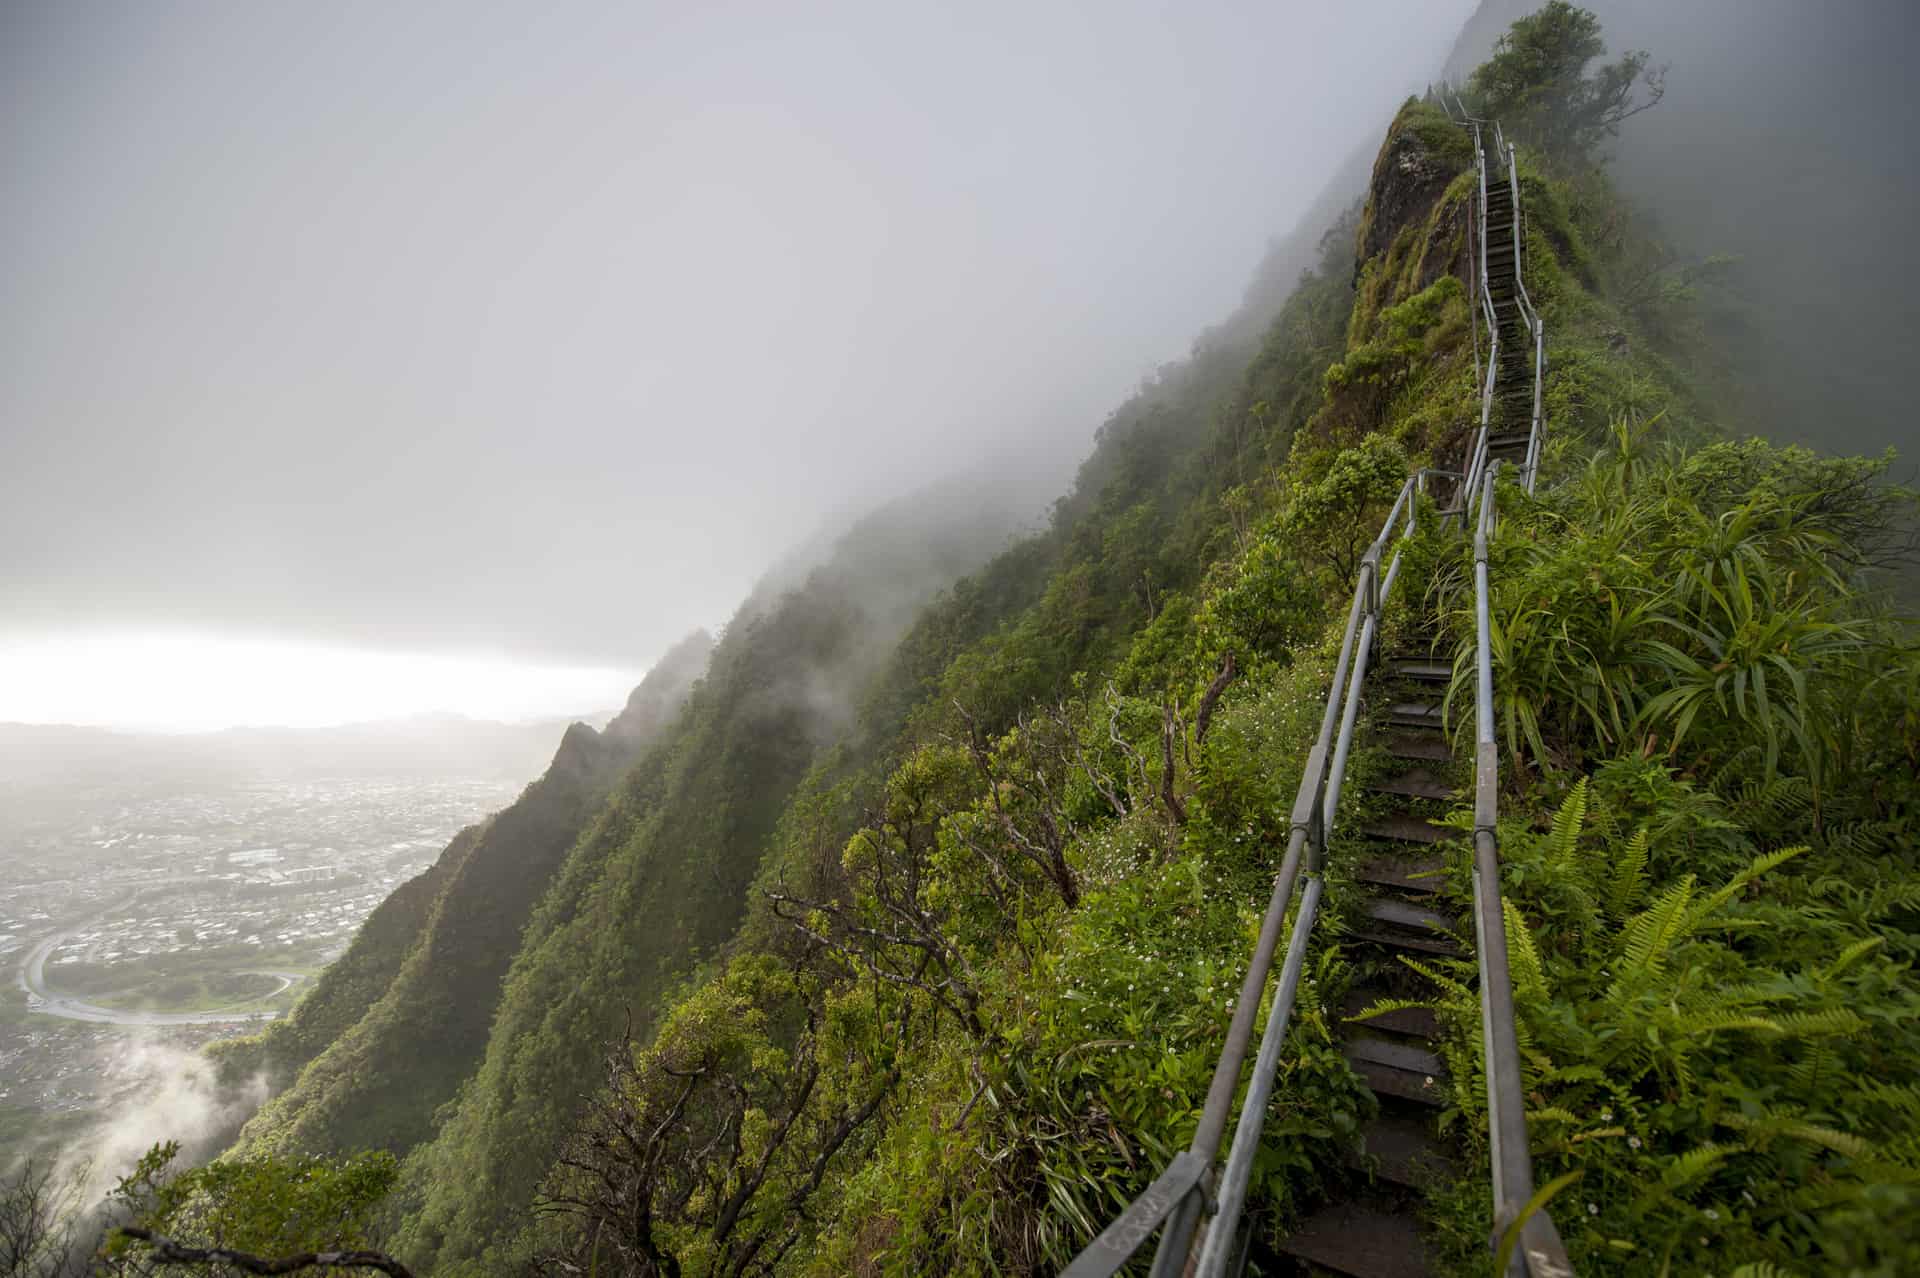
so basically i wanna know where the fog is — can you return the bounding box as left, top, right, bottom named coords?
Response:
left=2, top=1, right=1471, bottom=689
left=1446, top=0, right=1920, bottom=458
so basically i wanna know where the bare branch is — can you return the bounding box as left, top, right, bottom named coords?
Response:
left=115, top=1229, right=414, bottom=1278
left=1194, top=650, right=1238, bottom=746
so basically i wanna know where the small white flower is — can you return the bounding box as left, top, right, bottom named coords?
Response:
left=1704, top=1209, right=1719, bottom=1222
left=1587, top=1203, right=1599, bottom=1217
left=1628, top=1136, right=1642, bottom=1150
left=1601, top=1108, right=1613, bottom=1121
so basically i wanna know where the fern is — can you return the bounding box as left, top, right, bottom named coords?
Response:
left=1769, top=1008, right=1868, bottom=1038
left=1660, top=1141, right=1731, bottom=1189
left=1610, top=876, right=1695, bottom=996
left=1343, top=996, right=1433, bottom=1026
left=1821, top=935, right=1884, bottom=980
left=1502, top=897, right=1549, bottom=999
left=1546, top=777, right=1589, bottom=872
left=1682, top=845, right=1805, bottom=932
left=1606, top=826, right=1649, bottom=921
left=1728, top=774, right=1812, bottom=827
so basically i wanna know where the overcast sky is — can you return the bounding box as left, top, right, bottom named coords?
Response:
left=2, top=1, right=1469, bottom=726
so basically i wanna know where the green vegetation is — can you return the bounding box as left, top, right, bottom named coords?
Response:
left=1462, top=0, right=1666, bottom=168
left=91, top=8, right=1916, bottom=1276
left=1407, top=434, right=1918, bottom=1274
left=104, top=1141, right=399, bottom=1275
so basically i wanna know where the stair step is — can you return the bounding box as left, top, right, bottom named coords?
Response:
left=1385, top=660, right=1451, bottom=682
left=1340, top=988, right=1441, bottom=1039
left=1345, top=1036, right=1450, bottom=1106
left=1383, top=733, right=1451, bottom=762
left=1386, top=701, right=1443, bottom=729
left=1352, top=926, right=1463, bottom=958
left=1362, top=814, right=1450, bottom=845
left=1364, top=898, right=1455, bottom=935
left=1354, top=854, right=1445, bottom=895
left=1367, top=768, right=1453, bottom=800
left=1278, top=1197, right=1435, bottom=1278
left=1353, top=1110, right=1454, bottom=1188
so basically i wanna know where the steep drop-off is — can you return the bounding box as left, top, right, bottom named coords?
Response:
left=222, top=629, right=715, bottom=1155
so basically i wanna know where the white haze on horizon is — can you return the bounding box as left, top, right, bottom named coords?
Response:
left=0, top=629, right=640, bottom=733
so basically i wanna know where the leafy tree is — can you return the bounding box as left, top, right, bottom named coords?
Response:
left=106, top=1142, right=406, bottom=1276
left=1277, top=433, right=1410, bottom=586
left=1467, top=1, right=1665, bottom=165
left=531, top=958, right=899, bottom=1278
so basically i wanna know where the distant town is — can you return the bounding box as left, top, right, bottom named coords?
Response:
left=2, top=767, right=525, bottom=1155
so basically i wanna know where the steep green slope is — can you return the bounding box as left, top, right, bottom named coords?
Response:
left=386, top=485, right=1071, bottom=1271
left=224, top=630, right=714, bottom=1157
left=207, top=822, right=483, bottom=1095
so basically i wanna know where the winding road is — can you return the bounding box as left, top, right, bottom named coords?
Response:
left=15, top=887, right=301, bottom=1026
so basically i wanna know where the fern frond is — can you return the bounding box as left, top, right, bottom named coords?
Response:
left=1722, top=1112, right=1874, bottom=1160
left=1770, top=1008, right=1868, bottom=1038
left=1685, top=846, right=1806, bottom=931
left=1612, top=876, right=1695, bottom=995
left=1607, top=827, right=1650, bottom=922
left=1399, top=955, right=1476, bottom=1004
left=1502, top=898, right=1549, bottom=1000
left=1525, top=1106, right=1582, bottom=1126
left=1670, top=1014, right=1782, bottom=1037
left=1547, top=777, right=1589, bottom=871
left=1729, top=774, right=1812, bottom=827
left=1660, top=1142, right=1732, bottom=1189
left=1344, top=997, right=1434, bottom=1025
left=1823, top=935, right=1885, bottom=980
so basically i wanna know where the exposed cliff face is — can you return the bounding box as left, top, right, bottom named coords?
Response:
left=1350, top=103, right=1473, bottom=320
left=227, top=631, right=714, bottom=1157
left=1356, top=106, right=1472, bottom=280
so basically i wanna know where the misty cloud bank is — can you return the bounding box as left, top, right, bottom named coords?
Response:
left=58, top=1039, right=268, bottom=1210
left=1, top=1, right=1473, bottom=673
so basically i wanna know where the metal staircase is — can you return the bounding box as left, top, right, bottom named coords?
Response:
left=1060, top=98, right=1567, bottom=1278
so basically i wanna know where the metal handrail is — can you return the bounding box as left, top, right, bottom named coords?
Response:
left=1461, top=119, right=1499, bottom=509
left=1063, top=473, right=1429, bottom=1278
left=1472, top=466, right=1571, bottom=1277
left=1501, top=146, right=1546, bottom=493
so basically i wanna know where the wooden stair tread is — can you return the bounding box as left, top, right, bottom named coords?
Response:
left=1385, top=660, right=1451, bottom=682
left=1353, top=1109, right=1454, bottom=1187
left=1363, top=898, right=1455, bottom=934
left=1351, top=927, right=1462, bottom=957
left=1353, top=854, right=1444, bottom=895
left=1362, top=814, right=1451, bottom=845
left=1348, top=1034, right=1446, bottom=1076
left=1367, top=768, right=1453, bottom=800
left=1385, top=732, right=1452, bottom=763
left=1278, top=1198, right=1435, bottom=1278
left=1345, top=1037, right=1450, bottom=1107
